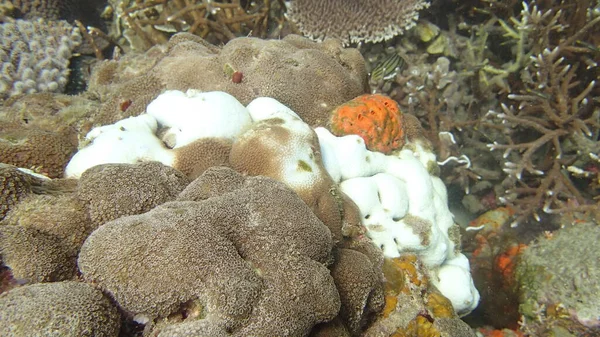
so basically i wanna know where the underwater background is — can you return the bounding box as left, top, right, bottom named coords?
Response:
left=0, top=1, right=599, bottom=336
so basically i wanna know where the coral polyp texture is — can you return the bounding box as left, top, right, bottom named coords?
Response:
left=329, top=94, right=406, bottom=154
left=87, top=33, right=368, bottom=128
left=0, top=18, right=81, bottom=99
left=78, top=167, right=340, bottom=335
left=516, top=222, right=600, bottom=336
left=0, top=281, right=121, bottom=336
left=287, top=0, right=429, bottom=45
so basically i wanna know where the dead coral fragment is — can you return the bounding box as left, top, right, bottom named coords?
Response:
left=287, top=0, right=430, bottom=45
left=329, top=94, right=406, bottom=154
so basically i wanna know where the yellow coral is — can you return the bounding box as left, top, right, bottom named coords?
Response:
left=425, top=291, right=454, bottom=318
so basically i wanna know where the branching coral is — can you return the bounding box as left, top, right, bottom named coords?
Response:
left=0, top=18, right=82, bottom=99
left=373, top=0, right=600, bottom=224
left=484, top=3, right=600, bottom=225
left=108, top=0, right=278, bottom=51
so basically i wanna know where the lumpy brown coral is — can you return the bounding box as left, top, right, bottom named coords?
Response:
left=0, top=281, right=120, bottom=336
left=78, top=166, right=340, bottom=335
left=76, top=161, right=190, bottom=226
left=88, top=33, right=368, bottom=128
left=0, top=126, right=77, bottom=178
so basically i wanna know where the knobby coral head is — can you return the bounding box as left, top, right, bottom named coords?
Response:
left=329, top=94, right=406, bottom=154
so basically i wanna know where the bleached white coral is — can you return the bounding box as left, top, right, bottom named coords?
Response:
left=315, top=126, right=479, bottom=314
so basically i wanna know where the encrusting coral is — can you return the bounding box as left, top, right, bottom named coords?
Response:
left=0, top=281, right=121, bottom=337
left=516, top=221, right=600, bottom=336
left=329, top=94, right=406, bottom=154
left=287, top=0, right=430, bottom=45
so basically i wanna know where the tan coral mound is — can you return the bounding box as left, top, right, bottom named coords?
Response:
left=0, top=161, right=189, bottom=286
left=89, top=33, right=368, bottom=127
left=0, top=225, right=77, bottom=283
left=0, top=281, right=120, bottom=337
left=78, top=166, right=340, bottom=335
left=0, top=126, right=77, bottom=178
left=76, top=161, right=190, bottom=227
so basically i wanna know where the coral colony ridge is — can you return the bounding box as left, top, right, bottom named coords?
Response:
left=0, top=1, right=598, bottom=337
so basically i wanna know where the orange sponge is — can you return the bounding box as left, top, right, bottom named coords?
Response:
left=329, top=94, right=405, bottom=154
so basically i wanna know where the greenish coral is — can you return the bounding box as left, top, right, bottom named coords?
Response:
left=516, top=222, right=600, bottom=335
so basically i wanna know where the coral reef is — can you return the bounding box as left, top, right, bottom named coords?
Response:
left=287, top=0, right=430, bottom=46
left=0, top=18, right=82, bottom=99
left=0, top=24, right=489, bottom=335
left=0, top=281, right=121, bottom=336
left=64, top=88, right=479, bottom=319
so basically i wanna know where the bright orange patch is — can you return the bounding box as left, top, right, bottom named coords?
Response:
left=329, top=94, right=405, bottom=154
left=495, top=243, right=527, bottom=285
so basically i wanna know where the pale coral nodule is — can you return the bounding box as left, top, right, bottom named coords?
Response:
left=329, top=94, right=405, bottom=154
